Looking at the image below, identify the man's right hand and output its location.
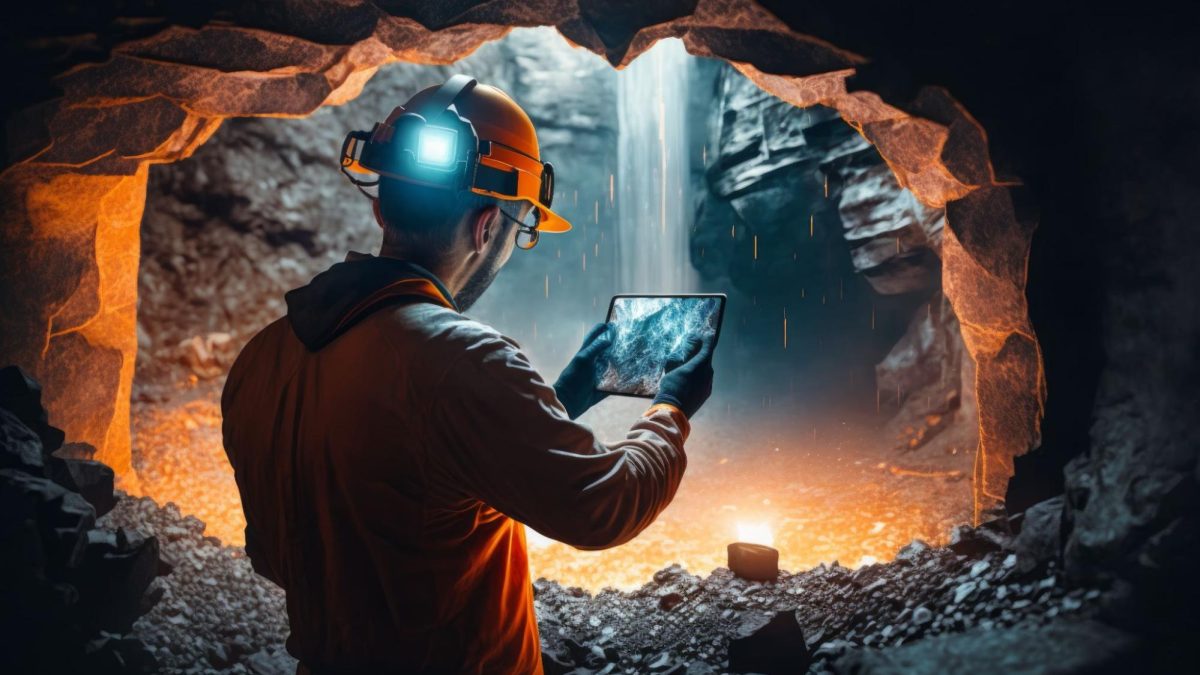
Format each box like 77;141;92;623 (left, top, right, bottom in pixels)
652;334;715;418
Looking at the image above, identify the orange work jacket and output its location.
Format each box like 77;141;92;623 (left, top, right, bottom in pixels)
221;252;689;674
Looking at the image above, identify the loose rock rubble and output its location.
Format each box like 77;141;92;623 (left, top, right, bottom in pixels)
0;367;163;674
533;531;1109;674
101;494;295;675
103;475;1114;674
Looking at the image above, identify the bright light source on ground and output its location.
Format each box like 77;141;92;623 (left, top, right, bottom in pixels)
736;521;774;547
417;126;456;166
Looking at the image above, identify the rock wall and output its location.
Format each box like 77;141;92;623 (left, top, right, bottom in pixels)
1056;42;1200;632
0;366;164;673
691;62;977;479
136;27;618;387
0;0;1040;523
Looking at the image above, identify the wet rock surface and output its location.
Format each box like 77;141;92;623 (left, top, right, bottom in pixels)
689;59;974;475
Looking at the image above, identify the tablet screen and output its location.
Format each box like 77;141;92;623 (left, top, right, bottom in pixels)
596;294;725;398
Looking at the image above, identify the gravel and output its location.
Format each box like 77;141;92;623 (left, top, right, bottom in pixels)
102;492;1110;675
101;494;295;675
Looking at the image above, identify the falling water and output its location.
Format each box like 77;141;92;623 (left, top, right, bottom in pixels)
616;38;694;293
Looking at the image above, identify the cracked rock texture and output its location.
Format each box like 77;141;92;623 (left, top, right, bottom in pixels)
0;367;162;674
2;1;1198;672
690;60;974;475
2;0;1041;512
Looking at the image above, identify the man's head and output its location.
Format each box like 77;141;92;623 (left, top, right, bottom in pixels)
342;79;568;311
373;177;531;311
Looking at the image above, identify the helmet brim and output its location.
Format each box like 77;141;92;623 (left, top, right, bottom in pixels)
534;203;572;233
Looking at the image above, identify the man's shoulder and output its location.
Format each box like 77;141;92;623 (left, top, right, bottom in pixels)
370;303;517;358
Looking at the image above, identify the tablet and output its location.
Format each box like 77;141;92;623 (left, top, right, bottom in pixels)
596;294;726;398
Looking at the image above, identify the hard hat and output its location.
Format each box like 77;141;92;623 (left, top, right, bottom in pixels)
339;75;571;234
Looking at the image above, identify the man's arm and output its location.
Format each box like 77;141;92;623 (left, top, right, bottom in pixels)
426;331;689;550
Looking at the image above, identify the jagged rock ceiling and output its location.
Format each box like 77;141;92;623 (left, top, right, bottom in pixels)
0;0;1040;516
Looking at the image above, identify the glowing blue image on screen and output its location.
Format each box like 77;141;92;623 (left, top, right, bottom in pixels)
597;296;720;396
417;126;456;166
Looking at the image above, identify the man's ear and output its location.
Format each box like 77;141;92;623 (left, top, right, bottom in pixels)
470;205;501;254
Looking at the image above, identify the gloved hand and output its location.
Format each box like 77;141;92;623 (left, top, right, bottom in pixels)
553;322;613;419
652;334;715;418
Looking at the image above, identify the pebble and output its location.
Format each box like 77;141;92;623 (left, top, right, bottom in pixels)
104;494;1108;674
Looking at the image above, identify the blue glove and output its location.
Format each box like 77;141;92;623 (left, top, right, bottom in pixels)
553;322;613;419
653;333;715;418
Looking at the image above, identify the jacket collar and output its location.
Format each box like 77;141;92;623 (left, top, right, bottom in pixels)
285;251;458;351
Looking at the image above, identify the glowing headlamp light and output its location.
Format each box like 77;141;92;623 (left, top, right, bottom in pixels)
416;126;457;167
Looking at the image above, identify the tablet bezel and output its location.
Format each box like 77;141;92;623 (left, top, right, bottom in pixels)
596;293;727;399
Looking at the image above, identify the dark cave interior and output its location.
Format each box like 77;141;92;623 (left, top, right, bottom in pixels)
1;2;1197;674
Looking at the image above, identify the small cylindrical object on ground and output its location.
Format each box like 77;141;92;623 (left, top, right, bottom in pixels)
728;542;779;581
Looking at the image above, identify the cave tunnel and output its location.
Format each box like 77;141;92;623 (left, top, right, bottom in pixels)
129;27;1021;591
2;2;1196;674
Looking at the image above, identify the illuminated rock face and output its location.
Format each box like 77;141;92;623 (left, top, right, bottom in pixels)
0;168;149;481
0;0;1040;516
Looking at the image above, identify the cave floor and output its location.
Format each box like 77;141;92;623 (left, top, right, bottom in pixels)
102;491;1108;675
130;376;975;592
117;376;1116;675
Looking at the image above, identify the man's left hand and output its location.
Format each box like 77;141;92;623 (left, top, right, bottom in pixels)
554;322;612;419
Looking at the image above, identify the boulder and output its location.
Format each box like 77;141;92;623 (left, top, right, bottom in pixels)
1013;496;1064;574
0;407;45;474
48;458;118;518
0;366;65;453
68;528;161;633
0;371;158;673
727;610;811;674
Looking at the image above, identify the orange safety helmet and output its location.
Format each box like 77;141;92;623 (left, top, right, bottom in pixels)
339;75;571;234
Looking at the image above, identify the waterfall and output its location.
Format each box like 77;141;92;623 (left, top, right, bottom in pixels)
616;38;695;293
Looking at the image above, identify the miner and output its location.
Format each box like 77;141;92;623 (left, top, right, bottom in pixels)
221;76;715;674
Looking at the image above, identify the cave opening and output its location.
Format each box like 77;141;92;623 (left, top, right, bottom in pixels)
128;27;1017;591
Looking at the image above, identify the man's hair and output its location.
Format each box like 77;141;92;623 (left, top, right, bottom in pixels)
377;177;523;259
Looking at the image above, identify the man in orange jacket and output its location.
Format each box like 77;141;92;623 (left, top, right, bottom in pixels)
221;77;716;674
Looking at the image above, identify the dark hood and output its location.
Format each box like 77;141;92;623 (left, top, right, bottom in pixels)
285;251;458;351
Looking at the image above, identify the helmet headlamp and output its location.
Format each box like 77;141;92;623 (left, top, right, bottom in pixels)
339;74;572;233
416;126;457;168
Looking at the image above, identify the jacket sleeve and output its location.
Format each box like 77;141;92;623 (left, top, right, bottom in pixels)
426;330;689;550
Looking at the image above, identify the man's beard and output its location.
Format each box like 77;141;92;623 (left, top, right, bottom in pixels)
453;238;506;312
